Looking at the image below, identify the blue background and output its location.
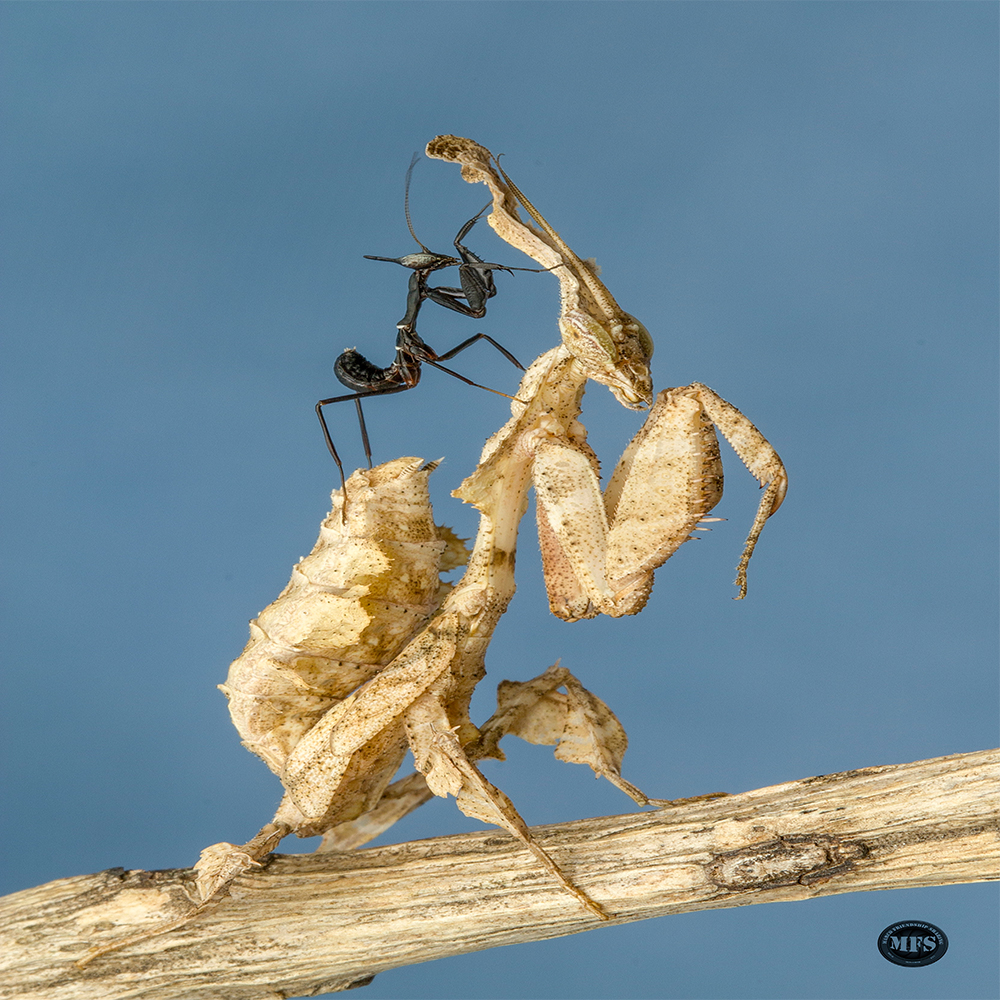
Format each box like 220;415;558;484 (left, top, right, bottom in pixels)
2;3;997;998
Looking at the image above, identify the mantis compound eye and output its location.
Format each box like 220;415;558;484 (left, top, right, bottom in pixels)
624;313;654;361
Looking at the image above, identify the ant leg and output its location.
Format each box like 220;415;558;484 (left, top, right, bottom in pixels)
453;203;490;246
422;264;552;319
396;271;426;331
450;214;496;316
433;332;525;371
419;358;519;401
315;397;351;496
457;263;497;314
420;284;489;319
355;398;374;469
316;384;411;496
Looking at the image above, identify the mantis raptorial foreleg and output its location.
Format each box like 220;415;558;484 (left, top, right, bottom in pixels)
425;137;786;618
534;383;787;621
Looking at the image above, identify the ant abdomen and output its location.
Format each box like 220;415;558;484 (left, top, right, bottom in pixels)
334;348;390;391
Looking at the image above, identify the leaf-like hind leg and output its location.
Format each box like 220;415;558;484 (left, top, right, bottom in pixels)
404;686;611;920
474;664;732;813
427;722;610;920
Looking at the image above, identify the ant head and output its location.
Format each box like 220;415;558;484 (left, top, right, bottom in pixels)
363;251;461;272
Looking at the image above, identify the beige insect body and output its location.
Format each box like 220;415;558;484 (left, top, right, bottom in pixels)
220;457;455;782
76;457;470;964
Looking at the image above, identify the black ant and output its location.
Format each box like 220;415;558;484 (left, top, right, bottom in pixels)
316;158;544;497
315;269;526;498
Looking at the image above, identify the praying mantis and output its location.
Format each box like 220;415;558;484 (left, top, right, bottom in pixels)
77;454;639;965
74;137;787;964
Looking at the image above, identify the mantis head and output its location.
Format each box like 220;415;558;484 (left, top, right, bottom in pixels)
426;135;654;410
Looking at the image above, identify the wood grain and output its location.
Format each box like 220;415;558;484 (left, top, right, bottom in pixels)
2;748;996;1000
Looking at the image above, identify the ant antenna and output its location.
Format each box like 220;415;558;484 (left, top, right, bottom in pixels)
404;153;431;254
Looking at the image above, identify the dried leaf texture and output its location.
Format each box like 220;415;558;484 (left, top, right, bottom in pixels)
281;609;465;834
219;458;460;778
477;664;649;805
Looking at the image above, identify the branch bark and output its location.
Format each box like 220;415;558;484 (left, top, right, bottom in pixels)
3;748;996;1000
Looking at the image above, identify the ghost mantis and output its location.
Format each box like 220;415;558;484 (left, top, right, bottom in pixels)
426;136;787;620
75;138;788;965
76;456;641;965
250;138;787;917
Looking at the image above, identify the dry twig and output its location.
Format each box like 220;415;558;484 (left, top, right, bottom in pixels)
1;749;995;1000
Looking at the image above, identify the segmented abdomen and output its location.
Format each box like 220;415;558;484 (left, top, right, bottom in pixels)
219;458;465;776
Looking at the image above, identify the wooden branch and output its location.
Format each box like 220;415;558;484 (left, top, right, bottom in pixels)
2;748;996;1000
